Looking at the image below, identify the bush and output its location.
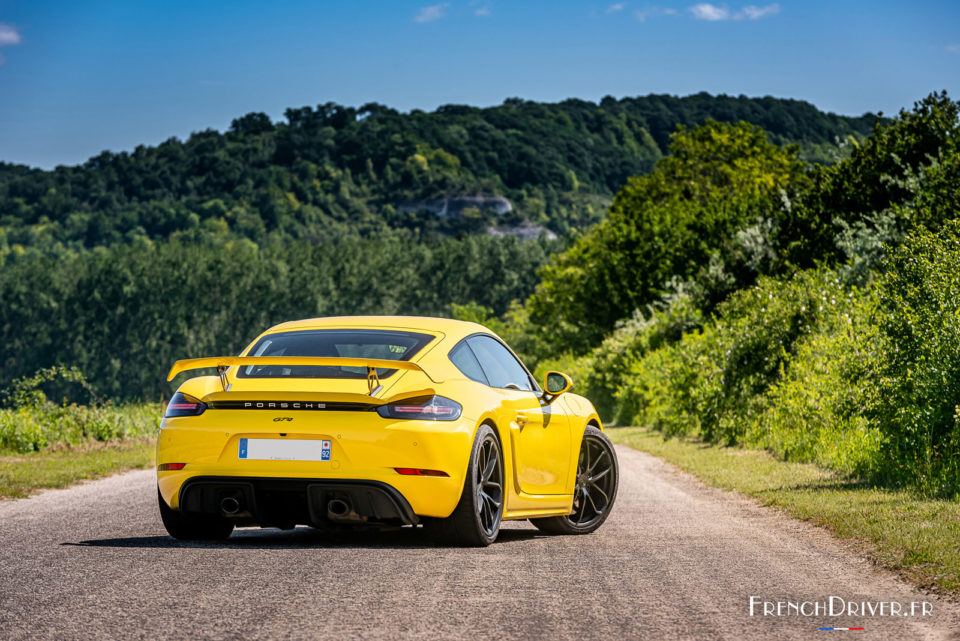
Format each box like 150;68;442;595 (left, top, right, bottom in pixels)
1;365;98;409
529;293;704;424
616;270;840;442
871;221;960;495
607;222;960;496
617;324;718;436
0;403;159;453
745;285;884;477
0;409;49;452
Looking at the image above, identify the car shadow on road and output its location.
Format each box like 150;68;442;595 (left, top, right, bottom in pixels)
61;526;545;550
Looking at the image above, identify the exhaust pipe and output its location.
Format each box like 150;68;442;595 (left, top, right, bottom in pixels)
327;498;351;518
220;496;240;515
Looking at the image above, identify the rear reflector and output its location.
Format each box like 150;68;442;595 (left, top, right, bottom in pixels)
158;463;187;471
394;468;449;477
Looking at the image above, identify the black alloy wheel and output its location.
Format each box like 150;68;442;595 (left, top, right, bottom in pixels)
569;431;615;528
475;434;504;536
424;424;504;546
530;425;618;535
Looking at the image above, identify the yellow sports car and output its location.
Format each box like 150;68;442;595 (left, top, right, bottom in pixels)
157;316;618;546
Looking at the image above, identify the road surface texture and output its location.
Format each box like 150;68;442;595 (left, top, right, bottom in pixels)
1;445;958;640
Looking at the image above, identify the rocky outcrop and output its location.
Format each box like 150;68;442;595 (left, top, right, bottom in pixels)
396;196;513;218
486;220;557;241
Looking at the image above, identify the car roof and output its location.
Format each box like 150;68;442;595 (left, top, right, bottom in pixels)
262;315;490;341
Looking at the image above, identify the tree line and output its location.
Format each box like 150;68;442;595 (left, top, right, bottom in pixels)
0;234;558;400
0;93;878;257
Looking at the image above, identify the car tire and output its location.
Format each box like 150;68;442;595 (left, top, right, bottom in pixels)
158;489;234;541
425;424;504;547
530;425;618;535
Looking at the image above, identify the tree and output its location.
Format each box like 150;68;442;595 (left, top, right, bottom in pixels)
527;120;806;353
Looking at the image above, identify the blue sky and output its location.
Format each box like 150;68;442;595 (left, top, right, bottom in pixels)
0;0;957;169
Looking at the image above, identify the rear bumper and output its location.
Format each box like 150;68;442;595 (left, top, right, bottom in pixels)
156;412;475;517
176;476;418;527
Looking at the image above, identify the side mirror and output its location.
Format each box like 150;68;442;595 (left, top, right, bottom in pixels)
542;371;573;403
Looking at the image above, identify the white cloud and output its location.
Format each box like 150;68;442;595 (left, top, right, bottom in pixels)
607;3;626;13
415;3;450;23
689;3;779;21
690;3;729;20
0;22;20;64
635;6;677;21
742;4;780;19
469;0;491;16
0;22;21;47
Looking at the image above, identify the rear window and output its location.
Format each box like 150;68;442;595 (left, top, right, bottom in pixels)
237;329;434;379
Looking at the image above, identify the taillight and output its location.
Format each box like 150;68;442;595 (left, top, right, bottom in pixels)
376;395;462;421
164;392;206;417
158;463;187;471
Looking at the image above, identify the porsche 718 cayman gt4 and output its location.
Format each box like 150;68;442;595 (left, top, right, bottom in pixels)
157;316;618;546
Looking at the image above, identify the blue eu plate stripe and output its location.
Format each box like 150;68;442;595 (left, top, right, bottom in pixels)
239;438;248;459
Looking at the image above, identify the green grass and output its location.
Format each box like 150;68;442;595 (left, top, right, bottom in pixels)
0;401;159;499
0;438;155;499
609;426;960;594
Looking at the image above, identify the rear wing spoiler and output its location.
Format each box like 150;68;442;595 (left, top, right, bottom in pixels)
166;356;442;396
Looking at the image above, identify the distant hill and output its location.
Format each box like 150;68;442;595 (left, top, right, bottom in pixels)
0;93;880;253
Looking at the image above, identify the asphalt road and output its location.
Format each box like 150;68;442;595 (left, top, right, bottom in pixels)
1;445;958;640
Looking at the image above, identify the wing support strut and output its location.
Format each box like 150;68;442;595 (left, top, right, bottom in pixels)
366;367;382;396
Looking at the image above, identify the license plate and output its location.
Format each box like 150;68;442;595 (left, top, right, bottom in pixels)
238;438;331;461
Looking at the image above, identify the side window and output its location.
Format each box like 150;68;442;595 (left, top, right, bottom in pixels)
449;341;488;384
467;335;533;391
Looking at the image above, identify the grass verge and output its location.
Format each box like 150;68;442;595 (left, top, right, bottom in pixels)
0;438;155;499
608;426;960;594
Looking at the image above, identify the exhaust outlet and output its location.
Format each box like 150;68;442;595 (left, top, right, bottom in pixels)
327;498;351;518
220;496;241;515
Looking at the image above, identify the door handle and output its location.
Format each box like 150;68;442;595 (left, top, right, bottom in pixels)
515;412;536;427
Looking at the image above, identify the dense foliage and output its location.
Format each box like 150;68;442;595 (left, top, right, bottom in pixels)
872;223;960;494
0;234;558;400
528;120;807;351
530;92;960;496
782;92;960;269
0;93;876;255
527;93;956;357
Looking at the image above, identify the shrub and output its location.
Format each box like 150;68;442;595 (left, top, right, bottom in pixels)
617;270;841;443
1;365;98;409
745;285;884;477
0;403;159;453
871;221;960;495
618;324;719;436
0;409;49;452
531;293;704;424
